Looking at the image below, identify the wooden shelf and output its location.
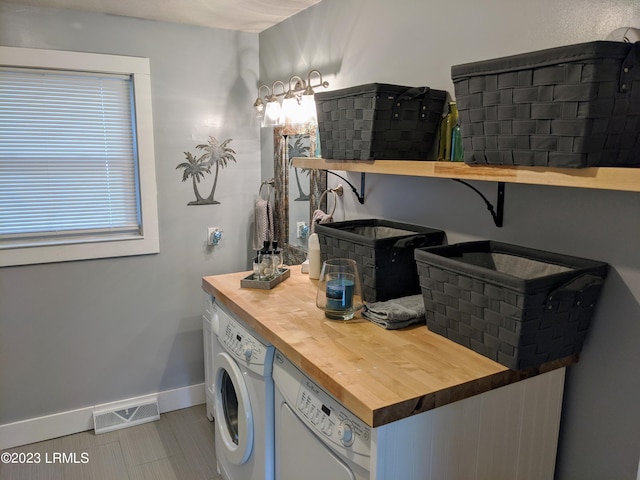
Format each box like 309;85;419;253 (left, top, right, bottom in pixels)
292;157;640;193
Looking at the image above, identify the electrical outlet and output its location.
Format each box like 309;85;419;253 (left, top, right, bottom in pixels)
207;227;220;246
297;222;308;239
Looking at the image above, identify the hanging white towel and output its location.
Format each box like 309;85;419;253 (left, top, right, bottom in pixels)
310;208;333;234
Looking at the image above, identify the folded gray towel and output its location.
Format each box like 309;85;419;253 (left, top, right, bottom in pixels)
366;316;423;330
362;294;425;330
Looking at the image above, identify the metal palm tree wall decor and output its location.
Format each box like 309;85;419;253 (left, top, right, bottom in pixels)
287;134;311;201
176;136;236;205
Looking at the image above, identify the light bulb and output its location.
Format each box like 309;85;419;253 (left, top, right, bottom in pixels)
263;99;281;127
281;95;300;125
299;94;317;125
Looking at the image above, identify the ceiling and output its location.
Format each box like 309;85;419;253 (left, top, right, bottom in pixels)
5;0;323;32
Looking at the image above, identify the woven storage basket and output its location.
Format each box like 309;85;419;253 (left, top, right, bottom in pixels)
315;84;447;160
316;219;446;302
415;241;608;370
451;41;640;168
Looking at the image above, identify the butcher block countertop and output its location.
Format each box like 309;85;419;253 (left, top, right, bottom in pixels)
202;266;576;428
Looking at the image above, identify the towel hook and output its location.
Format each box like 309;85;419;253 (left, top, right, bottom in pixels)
259;179;274;200
318;184;343;216
324;171;365;204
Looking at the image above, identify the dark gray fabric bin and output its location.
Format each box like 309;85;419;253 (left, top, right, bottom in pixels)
315;84;447;160
316;219;446;302
415;241;608;370
451;41;640;168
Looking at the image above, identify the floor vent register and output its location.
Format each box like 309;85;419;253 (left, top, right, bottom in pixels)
93;396;160;434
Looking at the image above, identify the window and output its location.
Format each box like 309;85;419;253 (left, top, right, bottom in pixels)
0;47;159;267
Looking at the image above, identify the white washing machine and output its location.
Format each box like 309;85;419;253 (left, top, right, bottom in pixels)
273;350;371;480
212;300;275;480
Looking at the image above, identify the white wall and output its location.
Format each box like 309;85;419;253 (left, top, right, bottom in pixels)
0;3;261;424
259;1;640;479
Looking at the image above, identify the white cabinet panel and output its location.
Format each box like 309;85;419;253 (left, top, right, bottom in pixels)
371;368;565;480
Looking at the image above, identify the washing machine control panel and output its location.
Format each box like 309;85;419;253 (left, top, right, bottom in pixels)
296;378;371;456
215;303;271;368
221;321;266;363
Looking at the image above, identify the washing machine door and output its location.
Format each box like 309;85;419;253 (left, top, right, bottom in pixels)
214;351;254;465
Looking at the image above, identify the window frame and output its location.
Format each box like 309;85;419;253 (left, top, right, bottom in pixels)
0;46;159;267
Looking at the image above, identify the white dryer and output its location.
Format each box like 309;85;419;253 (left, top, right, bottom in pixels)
203;294;216;421
273;350;371;480
212;300;275;480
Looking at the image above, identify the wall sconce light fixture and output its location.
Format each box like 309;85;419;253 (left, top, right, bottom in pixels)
253;70;329;128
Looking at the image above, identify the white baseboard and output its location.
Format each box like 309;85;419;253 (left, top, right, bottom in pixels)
0;383;205;450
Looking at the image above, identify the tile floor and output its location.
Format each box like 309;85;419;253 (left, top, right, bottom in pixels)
0;405;222;480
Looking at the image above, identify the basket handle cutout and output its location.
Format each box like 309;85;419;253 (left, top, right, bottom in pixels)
546;273;604;312
391;86;431;122
619;41;640;93
392;234;430;250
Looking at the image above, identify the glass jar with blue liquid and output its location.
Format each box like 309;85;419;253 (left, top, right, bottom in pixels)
316;258;364;320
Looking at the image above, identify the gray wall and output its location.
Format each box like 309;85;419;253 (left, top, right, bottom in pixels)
260;1;640;479
1;0;639;478
0;3;260;422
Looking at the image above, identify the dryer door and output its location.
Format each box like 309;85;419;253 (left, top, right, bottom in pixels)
277;403;356;480
214;351;254;465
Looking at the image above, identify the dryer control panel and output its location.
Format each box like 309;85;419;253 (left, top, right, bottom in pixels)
273;351;371;464
296;380;371;456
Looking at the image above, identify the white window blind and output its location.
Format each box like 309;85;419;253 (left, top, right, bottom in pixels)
0;67;142;248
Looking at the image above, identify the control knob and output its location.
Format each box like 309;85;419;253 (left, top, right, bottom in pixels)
242;344;253;361
337;420;354;447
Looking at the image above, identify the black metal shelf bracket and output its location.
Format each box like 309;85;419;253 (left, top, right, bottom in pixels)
324;170;366;204
452;179;505;227
319;168;504;224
